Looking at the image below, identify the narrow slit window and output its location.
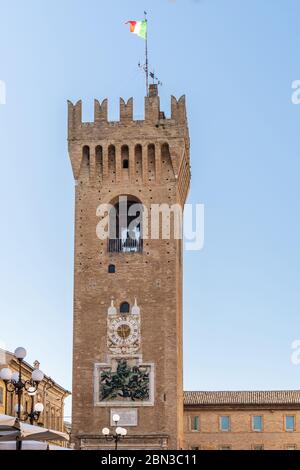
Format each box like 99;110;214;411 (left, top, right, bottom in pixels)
286;416;295;432
252;416;263;432
120;302;130;314
108;264;115;273
220;416;230;432
191;416;199;431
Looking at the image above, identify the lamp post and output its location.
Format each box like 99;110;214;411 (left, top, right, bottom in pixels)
0;347;44;450
102;414;128;450
24;387;44;425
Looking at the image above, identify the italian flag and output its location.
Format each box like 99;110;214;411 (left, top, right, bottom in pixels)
126;20;147;40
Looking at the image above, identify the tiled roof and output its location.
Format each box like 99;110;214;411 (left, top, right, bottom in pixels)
184;390;300;406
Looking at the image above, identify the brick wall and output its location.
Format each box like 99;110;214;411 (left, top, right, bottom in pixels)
184;407;300;450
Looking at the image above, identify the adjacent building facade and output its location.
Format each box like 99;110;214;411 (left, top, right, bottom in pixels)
0;348;70;433
184;391;300;450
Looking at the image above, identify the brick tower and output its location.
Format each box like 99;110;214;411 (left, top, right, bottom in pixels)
68;85;190;449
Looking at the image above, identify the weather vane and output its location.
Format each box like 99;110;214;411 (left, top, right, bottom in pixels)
149;70;163;87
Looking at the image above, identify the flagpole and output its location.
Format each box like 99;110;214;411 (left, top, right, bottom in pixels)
144;11;149;96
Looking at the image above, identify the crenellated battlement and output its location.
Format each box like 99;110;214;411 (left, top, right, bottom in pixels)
67;85;190;205
68;85;188;142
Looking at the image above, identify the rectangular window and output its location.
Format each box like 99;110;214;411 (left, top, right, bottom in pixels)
191;415;199;431
286;445;296;450
252;415;263;432
285;416;295;432
219;445;231;450
0;387;3;405
220;416;230;432
252;444;264;450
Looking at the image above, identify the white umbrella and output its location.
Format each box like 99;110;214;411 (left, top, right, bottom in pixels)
0;414;18;429
0;414;69;446
48;444;71;450
0;440;48;450
19;421;69;441
0;430;19;441
0;440;71;450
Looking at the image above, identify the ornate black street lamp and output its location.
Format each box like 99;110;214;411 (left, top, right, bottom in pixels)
102;414;128;450
0;347;44;450
24;387;44;425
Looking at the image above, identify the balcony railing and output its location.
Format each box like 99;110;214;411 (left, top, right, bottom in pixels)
108;238;143;253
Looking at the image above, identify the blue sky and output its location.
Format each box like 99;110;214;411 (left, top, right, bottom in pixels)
1;0;300;420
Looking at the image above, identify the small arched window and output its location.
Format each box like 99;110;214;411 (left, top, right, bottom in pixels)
108;264;115;273
120;302;130;314
82;145;90;164
121;145;129;170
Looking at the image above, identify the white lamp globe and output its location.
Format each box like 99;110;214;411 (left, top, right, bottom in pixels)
31;369;44;383
121;428;127;436
112;414;120;423
116;427;123;435
0;368;12;381
14;347;27;360
102;427;110;436
27;386;36;396
14;404;23;413
11;372;19;383
34;402;44;413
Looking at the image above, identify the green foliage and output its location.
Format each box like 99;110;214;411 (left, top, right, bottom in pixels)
100;360;150;401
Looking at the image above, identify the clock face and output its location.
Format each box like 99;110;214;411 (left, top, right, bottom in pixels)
109;317;139;346
117;323;131;339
